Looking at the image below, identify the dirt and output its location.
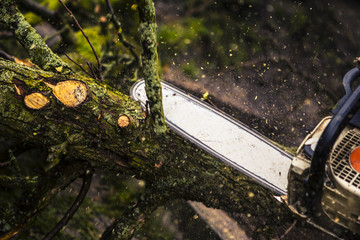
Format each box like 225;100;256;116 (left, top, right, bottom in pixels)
156;0;360;147
152;0;360;239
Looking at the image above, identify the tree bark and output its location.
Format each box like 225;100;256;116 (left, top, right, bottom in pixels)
0;58;293;239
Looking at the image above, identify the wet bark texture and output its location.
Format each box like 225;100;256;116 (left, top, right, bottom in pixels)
0;58;293;239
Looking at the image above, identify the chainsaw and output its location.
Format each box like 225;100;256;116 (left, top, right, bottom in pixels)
130;67;360;239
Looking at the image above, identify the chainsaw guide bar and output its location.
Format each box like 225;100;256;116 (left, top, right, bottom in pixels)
130;80;292;195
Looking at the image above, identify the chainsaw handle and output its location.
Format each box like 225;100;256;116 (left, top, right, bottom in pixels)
333;67;360;114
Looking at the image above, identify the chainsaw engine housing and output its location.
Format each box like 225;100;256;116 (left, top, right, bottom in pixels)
287;67;360;238
288;116;360;238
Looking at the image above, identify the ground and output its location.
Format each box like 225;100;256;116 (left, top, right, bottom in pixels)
152;0;360;239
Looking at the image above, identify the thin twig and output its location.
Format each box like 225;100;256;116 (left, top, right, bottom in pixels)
0;50;15;62
279;220;297;239
87;62;97;79
64;52;93;78
0;161;12;168
205;98;219;110
105;0;115;16
42;169;94;240
58;0;103;81
0;31;13;39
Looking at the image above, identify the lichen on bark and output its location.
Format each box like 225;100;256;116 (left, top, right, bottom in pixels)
0;0;71;73
137;0;167;135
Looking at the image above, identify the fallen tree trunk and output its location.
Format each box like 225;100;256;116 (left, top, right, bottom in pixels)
0;58;293;239
0;0;294;239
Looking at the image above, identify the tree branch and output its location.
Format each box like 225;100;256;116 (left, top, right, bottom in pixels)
42;168;94;240
0;0;71;73
137;0;167;134
0;175;37;187
100;185;165;240
18;0;58;24
2;159;86;238
0;50;15;62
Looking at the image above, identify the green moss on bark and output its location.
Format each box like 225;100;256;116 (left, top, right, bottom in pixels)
0;0;71;73
0;45;293;240
0;60;147;181
138;0;167;134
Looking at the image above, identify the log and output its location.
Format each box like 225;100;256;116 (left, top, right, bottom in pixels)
0;58;292;239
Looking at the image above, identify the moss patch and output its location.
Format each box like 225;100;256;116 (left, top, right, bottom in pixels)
75;26;106;62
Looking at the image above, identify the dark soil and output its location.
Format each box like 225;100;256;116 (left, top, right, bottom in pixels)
156;0;360;147
153;0;360;239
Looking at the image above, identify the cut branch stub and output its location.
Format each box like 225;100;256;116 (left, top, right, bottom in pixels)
24;92;50;110
45;80;87;107
117;115;131;128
